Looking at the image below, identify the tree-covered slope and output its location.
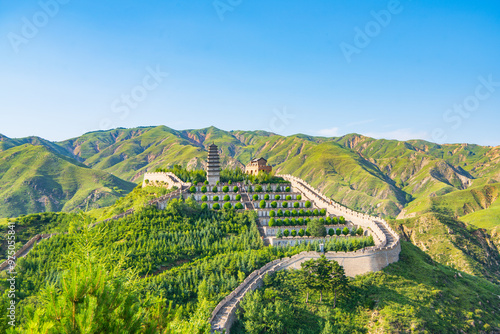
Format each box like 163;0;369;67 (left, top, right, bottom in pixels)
0;144;136;217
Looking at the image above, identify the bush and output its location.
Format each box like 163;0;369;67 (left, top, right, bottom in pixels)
286;195;292;200
248;186;253;192
328;228;335;236
283;229;290;237
255;185;263;192
305;228;311;236
339;216;346;224
274;195;281;200
298;228;304;237
223;202;232;210
235;202;244;210
284;218;290;226
235;194;242;201
313;209;319;216
294;202;300;209
213;196;219;201
223;195;230;201
201;186;207;193
212;186;218;193
336;228;342;236
286;186;291;192
253;194;259;201
276;229;283;238
305;201;312;208
332;217;339;224
299;209;305;216
222;186;229;193
291;209;297;217
228;180;232;185
350;228;357;236
201;195;208;201
342;227;349;236
297;194;302;200
291;230;297;237
268;218;275;227
298;218;304;225
266;185;272;192
284;210;290;217
201;203;208;210
282;202;288;208
259;200;266;209
204;180;209;185
320;209;326;216
357;227;364;236
271;201;278;209
291;218;297;225
233;186;239;193
307;219;326;237
326;217;332;224
269;210;276;217
264;194;270;200
213;203;220;210
276;219;283;226
306;210;312;216
277;209;283;217
189;186;196;193
319;218;325;224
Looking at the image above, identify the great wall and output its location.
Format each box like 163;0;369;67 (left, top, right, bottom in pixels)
1;170;400;334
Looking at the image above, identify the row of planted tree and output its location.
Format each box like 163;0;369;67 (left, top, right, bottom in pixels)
189;184;292;194
268;215;345;227
275;226;364;238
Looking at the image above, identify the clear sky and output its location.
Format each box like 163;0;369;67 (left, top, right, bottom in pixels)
1;0;499;145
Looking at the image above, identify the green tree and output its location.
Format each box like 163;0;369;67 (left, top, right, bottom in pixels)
259;200;266;209
342;227;349;236
189;186;196;193
201;195;208;201
271;201;278;209
235;202;244;210
236;194;242;201
308;219;326;237
253;194;259;201
212;186;218;193
223;195;230;201
213;195;219;201
336;228;342;236
291;230;297;237
264;194;270;200
201;186;207;193
297;195;302;200
305;201;312;208
283;229;290;237
298;228;305;237
213;203;220;210
222;186;229;193
269;210;276;217
328;228;335;236
294;202;300;209
282;202;288;208
275;195;281;200
268;218;275;227
233;186;239;193
277;209;283;217
286;195;292;200
357;227;364;236
224;202;232;210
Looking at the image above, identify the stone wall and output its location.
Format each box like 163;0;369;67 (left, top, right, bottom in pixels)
142;172;190;189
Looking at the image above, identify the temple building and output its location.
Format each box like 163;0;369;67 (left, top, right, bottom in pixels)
207;143;221;185
245;157;272;175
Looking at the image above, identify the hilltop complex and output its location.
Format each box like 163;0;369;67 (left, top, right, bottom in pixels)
141;143;401;333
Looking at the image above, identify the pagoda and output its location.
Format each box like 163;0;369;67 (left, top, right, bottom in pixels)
207;143;220;185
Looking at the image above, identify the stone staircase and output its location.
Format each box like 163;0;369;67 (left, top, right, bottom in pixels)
240;192;270;246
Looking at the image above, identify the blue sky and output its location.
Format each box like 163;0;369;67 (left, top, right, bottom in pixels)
1;0;499;145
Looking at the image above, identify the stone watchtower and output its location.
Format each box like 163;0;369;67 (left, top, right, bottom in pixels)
207;143;220;185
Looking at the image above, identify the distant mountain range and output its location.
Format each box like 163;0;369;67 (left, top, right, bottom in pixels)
1;126;499;228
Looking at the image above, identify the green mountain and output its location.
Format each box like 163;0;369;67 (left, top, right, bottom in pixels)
0;144;136;217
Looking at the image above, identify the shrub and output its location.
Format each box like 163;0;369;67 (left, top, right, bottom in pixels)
306;218;311;223
228;180;232;185
339;216;346;224
305;201;312;208
201;186;207;193
212;186;218;193
253;194;259;201
255;185;263;192
216;181;220;185
264;194;270;200
271;201;278;209
336;228;342;236
283;229;290;237
269;210;276;217
285;186;291;192
297;194;302;200
284;218;290;226
320;209;326;216
204;180;209;185
291;218;297;225
248;186;253;192
269;218;275;227
328;228;335;236
284;210;290;217
313;209;319;216
274;195;280;200
201;203;208;210
326;217;332;224
306;210;312;216
189;186;196;193
298;228;304;237
332;217;339;224
222;186;229;193
276;229;283;238
305;228;311;236
291;209;297;216
357;227;364;236
342;227;349;236
291;230;297;237
350;228;357;236
277;209;283;217
201;195;208;201
233;186;239;193
319;218;325;224
266;185;272;192
223;202;232;210
213;203;220;210
235;202;244;210
213;196;219;201
276;219;283;226
282;202;288;208
298;218;304;225
294;202;300;209
299;209;305;216
235;194;242;201
259;200;266;209
286;195;292;200
223;195;230;201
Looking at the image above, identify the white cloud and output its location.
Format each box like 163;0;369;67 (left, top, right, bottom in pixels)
317;127;340;137
364;128;431;141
